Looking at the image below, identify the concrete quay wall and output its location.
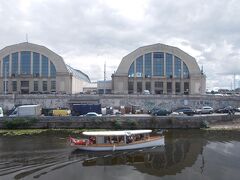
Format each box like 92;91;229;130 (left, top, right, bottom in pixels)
0;94;240;112
0;114;239;129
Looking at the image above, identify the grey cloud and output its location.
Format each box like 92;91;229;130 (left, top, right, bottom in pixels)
0;0;240;89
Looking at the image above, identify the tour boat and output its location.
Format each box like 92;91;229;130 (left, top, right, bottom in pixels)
69;129;164;151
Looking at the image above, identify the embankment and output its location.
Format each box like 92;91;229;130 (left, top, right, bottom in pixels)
0;114;239;129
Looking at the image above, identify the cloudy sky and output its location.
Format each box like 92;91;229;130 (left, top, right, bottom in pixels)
0;0;240;90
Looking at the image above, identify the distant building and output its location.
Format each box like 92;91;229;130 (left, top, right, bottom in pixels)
97;80;112;94
0;42;91;94
112;43;206;95
83;82;97;94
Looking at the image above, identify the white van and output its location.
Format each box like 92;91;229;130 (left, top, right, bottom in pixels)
9;105;41;117
0;107;3;117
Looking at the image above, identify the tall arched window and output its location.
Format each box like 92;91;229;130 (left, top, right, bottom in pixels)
153;52;164;76
183;62;189;78
33;52;40;77
20;51;31;75
166;53;173;78
174;56;181;78
145;53;152;77
128;62;134;77
50;62;56;77
3;55;9;77
12;52;18;77
41;55;49;77
136;56;143;77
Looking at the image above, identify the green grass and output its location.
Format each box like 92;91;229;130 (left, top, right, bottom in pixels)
0;128;107;136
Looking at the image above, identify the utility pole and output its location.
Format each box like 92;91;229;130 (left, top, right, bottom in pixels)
104;61;106;94
233;73;236;91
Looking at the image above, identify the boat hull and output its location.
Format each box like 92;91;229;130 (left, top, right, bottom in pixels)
71;137;164;151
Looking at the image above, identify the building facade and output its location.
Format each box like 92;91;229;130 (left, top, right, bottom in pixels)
0;42;91;94
112;43;206;95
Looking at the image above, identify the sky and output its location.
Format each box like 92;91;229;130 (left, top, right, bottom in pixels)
0;0;240;91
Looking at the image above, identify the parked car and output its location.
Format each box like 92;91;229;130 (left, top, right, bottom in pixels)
173;107;195;116
234;107;240;112
143;90;150;95
215;106;235;114
152;109;171;116
195;106;214;114
85;112;102;117
148;107;161;114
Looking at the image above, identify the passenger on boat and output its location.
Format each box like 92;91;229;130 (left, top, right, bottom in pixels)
89;136;96;144
126;135;133;144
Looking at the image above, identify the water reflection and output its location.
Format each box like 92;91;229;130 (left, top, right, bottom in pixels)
69;130;207;177
0;130;240;179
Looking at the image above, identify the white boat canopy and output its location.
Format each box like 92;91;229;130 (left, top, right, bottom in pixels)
82;130;152;136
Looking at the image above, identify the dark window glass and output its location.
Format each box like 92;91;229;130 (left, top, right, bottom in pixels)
51;80;56;90
166;53;173;78
155;81;163;94
145;82;151;91
183;62;189;79
12;81;17;91
184;82;189;94
136;56;143;77
144;53;152;77
3;55;9;77
34;81;38;91
20;51;31;75
12;53;18;77
33;52;40;77
175;82;181;93
50;62;56;77
128;62;134;77
42;55;49;77
153;52;164;76
167;82;172;94
21;81;29;87
128;81;134;94
137;82;142;93
174;57;181;78
42;81;48;91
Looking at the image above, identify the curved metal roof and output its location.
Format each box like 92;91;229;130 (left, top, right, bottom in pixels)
66;65;91;83
115;43;201;76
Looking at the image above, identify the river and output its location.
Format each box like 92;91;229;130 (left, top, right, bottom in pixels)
0;130;240;180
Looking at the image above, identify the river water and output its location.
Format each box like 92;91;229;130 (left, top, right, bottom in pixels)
0;130;240;180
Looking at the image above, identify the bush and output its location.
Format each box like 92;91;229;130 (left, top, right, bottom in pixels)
3;118;38;129
112;120;122;129
200;120;209;128
126;120;138;129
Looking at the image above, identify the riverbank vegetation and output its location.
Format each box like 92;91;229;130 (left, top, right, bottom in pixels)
0;129;104;136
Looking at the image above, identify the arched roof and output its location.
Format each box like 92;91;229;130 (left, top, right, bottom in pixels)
0;42;68;74
0;42;91;82
66;65;91;83
116;43;201;76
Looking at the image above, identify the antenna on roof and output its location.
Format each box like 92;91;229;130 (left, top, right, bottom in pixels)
26;33;29;43
201;65;203;74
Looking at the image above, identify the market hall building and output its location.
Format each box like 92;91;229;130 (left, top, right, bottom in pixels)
0;42;91;94
112;43;206;95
